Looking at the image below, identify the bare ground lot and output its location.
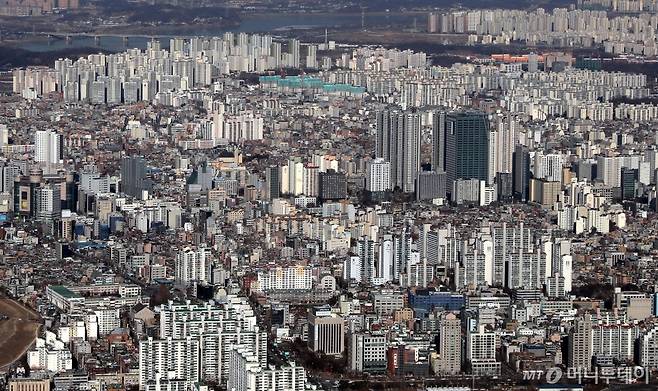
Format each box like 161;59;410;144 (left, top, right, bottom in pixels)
0;298;41;370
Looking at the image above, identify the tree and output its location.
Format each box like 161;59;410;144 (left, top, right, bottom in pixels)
150;284;171;306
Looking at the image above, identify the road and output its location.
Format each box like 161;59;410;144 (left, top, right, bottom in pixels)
0;297;41;371
34;32;170;39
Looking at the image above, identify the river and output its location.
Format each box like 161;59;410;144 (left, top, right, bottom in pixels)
15;12;421;52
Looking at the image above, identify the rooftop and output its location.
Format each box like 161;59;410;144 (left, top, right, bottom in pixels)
48;285;82;299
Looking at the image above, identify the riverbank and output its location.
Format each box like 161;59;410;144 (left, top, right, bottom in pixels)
0;297;41;371
0;45;113;70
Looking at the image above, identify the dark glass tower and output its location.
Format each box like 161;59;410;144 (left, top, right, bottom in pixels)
121;156;151;198
512;145;530;202
621;167;637;200
444;111;490;188
319;169;347;201
265;166;280;200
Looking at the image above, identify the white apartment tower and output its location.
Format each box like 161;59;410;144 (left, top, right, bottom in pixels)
175;245;209;286
228;346;306;391
366;158;391;193
639;326;658;368
139;337;201;390
35;130;63;165
568;314;593;370
376;109;421;193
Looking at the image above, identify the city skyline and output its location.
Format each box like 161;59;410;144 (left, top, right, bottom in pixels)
2;2;658;391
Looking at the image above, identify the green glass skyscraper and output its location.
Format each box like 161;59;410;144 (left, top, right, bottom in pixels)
443;111;490;188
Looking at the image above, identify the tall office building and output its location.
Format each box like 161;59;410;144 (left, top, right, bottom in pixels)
444;111;490;189
596;156;623;188
496;172;513;202
265;166;280;200
512;145;531;201
621;167;637;199
308;305;345;356
1;163;21;194
35;183;61;221
568;314;593;370
318;169;347;201
576;159;597;182
121;156;151;198
436;313;461;375
431;111;446;172
466;325;495;361
415;170;447;201
34;130;63;165
529;178;561;206
466;324;500;376
349;332;387;373
376;109;421;193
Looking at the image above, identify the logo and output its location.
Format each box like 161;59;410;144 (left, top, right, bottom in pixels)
522;366;649;384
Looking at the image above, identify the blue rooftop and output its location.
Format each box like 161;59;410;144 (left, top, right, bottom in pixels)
259;75;365;94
